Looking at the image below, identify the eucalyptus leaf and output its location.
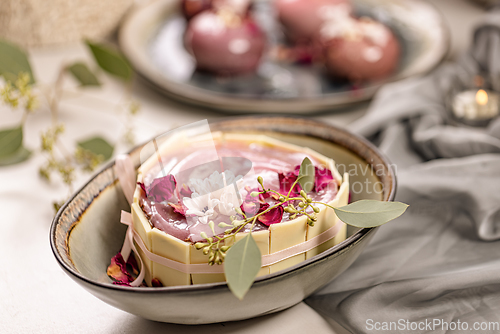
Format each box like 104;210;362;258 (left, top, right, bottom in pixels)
86;41;132;81
0;40;35;84
298;157;315;193
0;126;23;158
67;62;100;86
0;146;31;166
77;137;114;160
224;234;261;300
333;200;409;228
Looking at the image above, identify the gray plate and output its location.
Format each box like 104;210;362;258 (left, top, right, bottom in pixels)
119;0;449;113
50;117;396;324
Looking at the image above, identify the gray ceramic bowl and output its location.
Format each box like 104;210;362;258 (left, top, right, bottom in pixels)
50;117;396;324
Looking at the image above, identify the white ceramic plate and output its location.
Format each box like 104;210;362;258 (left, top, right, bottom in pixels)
119;0;450;113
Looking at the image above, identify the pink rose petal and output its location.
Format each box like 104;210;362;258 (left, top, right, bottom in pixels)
315;167;335;191
137;182;146;194
244;187;266;203
179;183;193;197
107;253;133;284
241;199;260;217
151;278;163;287
258;204;284;226
168;202;187;216
147;175;177;202
127;253;140;276
279;164;337;195
278;171;301;197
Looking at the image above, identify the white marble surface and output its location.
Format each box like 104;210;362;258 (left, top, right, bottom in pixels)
0;1;486;333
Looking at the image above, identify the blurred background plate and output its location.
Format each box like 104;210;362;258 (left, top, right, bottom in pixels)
119;0;450;113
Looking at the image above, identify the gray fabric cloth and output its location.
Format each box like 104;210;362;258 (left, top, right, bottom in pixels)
306;9;500;334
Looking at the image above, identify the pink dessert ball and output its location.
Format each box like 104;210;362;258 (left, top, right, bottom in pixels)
185;11;266;75
276;0;352;43
181;0;213;20
319;17;400;82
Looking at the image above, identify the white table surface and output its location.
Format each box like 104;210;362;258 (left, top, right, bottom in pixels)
0;1;486;333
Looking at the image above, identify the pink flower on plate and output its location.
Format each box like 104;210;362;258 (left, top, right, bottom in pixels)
147;175;177;202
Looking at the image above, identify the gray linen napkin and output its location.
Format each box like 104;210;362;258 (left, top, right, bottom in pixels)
306;9;500;334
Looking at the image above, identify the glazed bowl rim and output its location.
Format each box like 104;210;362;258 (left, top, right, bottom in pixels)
49;116;396;295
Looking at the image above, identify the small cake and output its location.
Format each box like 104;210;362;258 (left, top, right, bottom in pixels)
131;132;349;287
276;0;352;43
319;16;400;82
184;7;266;75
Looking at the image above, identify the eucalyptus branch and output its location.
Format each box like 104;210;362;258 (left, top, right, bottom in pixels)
0;39;139;214
195;175;324;265
194;155;409;270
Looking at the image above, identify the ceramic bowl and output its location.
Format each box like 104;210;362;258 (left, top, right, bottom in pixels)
50;117;396;324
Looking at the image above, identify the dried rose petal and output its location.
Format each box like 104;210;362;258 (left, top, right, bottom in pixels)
259;189;281;202
268;192;281;201
107;253;133;284
169;202;186;216
315;167;335;191
179;183;193;197
127;253;140;276
241;199;260;217
138;182;146;194
278;171;301;197
279;164;337;195
258;204;284;226
244;187;257;201
151;278;163;287
243;187;263;203
147;175;177;202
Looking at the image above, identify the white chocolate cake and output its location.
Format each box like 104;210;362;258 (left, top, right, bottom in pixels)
131;132;349;286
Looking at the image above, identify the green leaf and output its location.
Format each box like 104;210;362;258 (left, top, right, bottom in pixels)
0;39;35;84
85;41;132;81
0;126;23;158
333;200;409;228
77;136;114;160
298;157;315;193
224;234;261;300
67;62;100;86
0;146;31;166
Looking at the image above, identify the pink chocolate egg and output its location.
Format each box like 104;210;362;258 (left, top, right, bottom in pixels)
320;17;400;82
276;0;352;43
185;11;266;75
